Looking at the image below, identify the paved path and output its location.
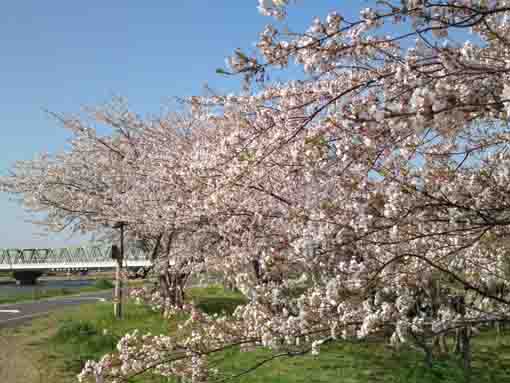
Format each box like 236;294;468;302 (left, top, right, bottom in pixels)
0;290;113;328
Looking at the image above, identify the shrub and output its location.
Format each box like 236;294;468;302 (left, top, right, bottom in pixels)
94;279;114;289
55;320;98;341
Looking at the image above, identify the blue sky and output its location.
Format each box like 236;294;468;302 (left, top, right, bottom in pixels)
0;1;353;248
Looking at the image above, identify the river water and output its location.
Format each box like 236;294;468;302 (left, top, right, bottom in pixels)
0;279;95;297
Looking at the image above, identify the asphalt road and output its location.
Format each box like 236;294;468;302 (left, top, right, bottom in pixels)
0;290;113;328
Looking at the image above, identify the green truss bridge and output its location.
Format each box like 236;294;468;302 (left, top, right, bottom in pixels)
0;246;151;284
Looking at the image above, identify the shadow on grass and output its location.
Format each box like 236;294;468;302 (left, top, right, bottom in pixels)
189;284;248;315
195;296;247;315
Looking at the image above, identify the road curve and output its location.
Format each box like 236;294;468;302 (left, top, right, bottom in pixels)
0;290;113;328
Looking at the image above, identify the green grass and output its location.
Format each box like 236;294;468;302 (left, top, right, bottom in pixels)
36;285;247;382
10;286;510;383
46;303;170;379
0;279;114;304
210;336;510;383
2;301;171;382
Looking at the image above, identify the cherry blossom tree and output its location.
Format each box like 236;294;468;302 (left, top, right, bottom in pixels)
0;101;217;308
108;1;510;380
4;1;510;382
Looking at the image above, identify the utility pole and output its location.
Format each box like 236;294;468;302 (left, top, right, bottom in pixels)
112;221;126;319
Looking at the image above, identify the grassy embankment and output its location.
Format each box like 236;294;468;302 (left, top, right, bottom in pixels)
0;279;114;305
2;285;510;383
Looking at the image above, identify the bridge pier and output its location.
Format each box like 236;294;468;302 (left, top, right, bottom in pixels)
13;271;43;285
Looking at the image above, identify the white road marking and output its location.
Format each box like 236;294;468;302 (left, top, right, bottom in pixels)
0;309;20;314
61;297;107;302
0;310;58;323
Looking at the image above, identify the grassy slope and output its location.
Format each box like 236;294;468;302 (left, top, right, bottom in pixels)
4;285;510;383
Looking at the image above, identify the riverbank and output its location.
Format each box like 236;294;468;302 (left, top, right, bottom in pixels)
2;286;509;383
0;270;115;283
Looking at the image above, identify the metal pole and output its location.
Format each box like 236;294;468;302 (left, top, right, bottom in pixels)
119;223;124;317
113;223;124;319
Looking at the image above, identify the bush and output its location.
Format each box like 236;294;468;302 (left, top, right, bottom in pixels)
55;320;98;341
94;279;114;289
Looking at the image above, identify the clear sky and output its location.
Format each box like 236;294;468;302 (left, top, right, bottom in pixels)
0;1;355;248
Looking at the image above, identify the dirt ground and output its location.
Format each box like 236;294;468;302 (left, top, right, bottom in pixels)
0;330;41;382
0;324;61;383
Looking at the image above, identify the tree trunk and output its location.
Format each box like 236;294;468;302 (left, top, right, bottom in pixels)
114;256;123;319
432;334;449;356
169;271;187;308
461;327;472;381
454;328;462;354
159;269;187;310
223;276;235;291
252;258;263;283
